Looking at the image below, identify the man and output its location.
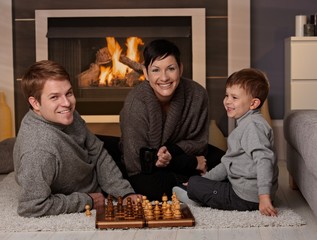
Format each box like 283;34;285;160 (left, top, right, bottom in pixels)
14;60;139;217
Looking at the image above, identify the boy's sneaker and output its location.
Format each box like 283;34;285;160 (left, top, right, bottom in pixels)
172;186;200;206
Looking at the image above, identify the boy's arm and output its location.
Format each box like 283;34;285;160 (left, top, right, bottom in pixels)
203;162;227;181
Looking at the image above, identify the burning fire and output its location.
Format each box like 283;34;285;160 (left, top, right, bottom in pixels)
99;37;145;87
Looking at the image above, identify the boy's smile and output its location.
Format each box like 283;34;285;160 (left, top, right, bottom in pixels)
223;85;256;119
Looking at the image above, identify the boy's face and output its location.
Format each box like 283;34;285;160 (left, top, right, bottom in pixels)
29;79;76;126
223;84;257;119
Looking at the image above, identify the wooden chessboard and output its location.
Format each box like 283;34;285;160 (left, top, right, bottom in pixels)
146;203;195;228
95;196;195;229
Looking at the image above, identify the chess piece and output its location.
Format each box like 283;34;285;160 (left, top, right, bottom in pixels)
105;204;115;220
143;200;150;215
105;197;115;220
172;192;177;201
162;193;168;202
125;197;135;220
163;204;173;219
173;202;182;219
107;195;113;204
162;194;168;214
85;204;92;217
116;196;125;219
145;202;154;220
142;196;147;208
136;201;143;218
153;200;161;219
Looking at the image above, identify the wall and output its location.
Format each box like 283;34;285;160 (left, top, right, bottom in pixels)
0;0;15;136
6;1;317;125
251;0;317;119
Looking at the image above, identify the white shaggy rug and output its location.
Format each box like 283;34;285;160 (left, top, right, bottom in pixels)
0;172;305;232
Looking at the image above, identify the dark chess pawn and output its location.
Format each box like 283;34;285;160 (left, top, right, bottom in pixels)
105;197;115;220
107;195;113;204
135;201;144;219
105;205;115;220
116;196;125;219
125;197;135;220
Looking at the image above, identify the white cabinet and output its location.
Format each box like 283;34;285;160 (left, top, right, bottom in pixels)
284;37;317;116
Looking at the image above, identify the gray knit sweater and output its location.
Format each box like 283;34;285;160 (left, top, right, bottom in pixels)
13;110;134;217
204;109;279;203
120;78;209;176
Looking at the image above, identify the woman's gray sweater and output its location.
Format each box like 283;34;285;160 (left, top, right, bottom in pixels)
120;78;209;176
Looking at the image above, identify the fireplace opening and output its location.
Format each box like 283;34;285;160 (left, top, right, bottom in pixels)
47;16;193;115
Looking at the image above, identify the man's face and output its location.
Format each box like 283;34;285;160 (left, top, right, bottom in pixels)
29;79;76;126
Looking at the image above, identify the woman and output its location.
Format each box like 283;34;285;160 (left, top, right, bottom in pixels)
119;39;225;200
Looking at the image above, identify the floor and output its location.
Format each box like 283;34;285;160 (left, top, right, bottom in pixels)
1;161;317;240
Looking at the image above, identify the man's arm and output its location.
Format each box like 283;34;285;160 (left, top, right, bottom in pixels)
16;151;92;217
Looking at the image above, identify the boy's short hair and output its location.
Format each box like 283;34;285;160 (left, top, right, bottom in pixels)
226;68;269;109
143;39;181;71
21;60;71;109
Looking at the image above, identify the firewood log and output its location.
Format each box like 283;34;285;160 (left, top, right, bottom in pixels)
119;55;143;74
78;63;100;87
96;47;111;65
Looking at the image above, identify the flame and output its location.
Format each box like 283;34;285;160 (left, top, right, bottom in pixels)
98;37;144;86
126;37;144;73
99;65;112;86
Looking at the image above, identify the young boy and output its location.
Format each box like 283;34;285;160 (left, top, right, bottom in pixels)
174;68;279;216
14;60;140;217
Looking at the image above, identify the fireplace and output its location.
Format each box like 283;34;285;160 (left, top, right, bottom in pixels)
35;9;206;122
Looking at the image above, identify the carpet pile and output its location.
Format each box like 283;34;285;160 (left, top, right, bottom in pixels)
0;172;305;232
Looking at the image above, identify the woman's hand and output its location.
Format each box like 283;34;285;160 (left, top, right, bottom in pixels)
88;192;105;209
259;194;278;216
156;146;172;167
196;156;207;174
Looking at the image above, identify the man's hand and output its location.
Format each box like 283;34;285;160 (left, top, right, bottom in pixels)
156;146;172;167
123;194;143;205
259;194;278;216
88;192;105;209
196;156;207;174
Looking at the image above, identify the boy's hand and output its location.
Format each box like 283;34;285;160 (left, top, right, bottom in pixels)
259;194;278;216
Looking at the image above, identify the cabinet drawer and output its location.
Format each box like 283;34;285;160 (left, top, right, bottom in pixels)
291;80;317;109
291;41;317;79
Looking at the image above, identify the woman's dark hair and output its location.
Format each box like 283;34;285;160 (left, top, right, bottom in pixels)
143;39;181;71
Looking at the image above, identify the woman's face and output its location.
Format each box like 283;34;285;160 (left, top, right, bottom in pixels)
143;55;183;103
